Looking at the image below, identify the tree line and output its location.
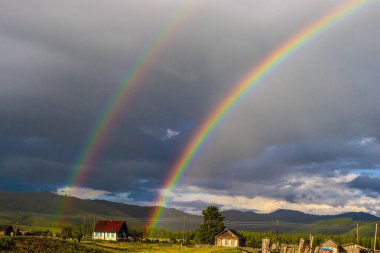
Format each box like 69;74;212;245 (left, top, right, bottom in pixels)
60;206;379;249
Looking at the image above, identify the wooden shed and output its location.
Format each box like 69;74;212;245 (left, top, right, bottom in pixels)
0;225;14;236
215;228;246;248
341;243;370;253
316;239;340;253
93;220;128;241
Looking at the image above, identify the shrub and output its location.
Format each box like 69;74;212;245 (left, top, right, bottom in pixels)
0;237;16;250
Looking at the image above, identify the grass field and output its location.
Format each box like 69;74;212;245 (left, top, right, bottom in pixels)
83;240;243;253
0;237;244;253
18;224;62;234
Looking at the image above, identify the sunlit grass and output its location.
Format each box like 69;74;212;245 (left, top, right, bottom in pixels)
84;240;242;253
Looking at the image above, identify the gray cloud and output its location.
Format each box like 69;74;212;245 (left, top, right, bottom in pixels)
0;0;379;215
348;175;380;196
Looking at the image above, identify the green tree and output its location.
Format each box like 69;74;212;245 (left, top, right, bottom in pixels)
195;206;225;244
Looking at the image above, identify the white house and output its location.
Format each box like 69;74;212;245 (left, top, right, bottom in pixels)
93;220;128;241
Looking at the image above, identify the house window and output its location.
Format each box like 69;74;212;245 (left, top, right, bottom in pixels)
231;240;235;246
224;239;228;246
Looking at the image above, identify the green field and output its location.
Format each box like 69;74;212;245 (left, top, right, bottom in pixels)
85;240;243;253
0;237;243;253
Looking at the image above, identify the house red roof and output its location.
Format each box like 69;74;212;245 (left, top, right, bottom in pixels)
94;220;126;232
0;225;13;232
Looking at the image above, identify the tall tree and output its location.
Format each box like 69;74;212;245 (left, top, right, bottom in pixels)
195;206;225;244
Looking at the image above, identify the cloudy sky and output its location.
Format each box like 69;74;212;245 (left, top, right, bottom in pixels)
1;0;380;216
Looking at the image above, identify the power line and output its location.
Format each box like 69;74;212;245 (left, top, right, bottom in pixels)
1;211;362;231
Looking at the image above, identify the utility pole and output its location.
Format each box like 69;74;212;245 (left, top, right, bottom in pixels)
93;215;96;237
276;220;279;243
374;223;378;251
182;216;187;245
15;210;20;236
83;216;86;237
356;223;359;245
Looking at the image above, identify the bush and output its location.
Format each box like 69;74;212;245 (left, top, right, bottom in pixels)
0;237;16;250
0;236;110;253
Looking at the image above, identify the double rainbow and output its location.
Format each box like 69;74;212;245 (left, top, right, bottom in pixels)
148;0;369;230
57;1;195;215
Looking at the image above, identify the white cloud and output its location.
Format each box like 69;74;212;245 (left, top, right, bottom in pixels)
162;172;380;216
55;187;157;206
358;137;377;146
140;126;180;141
56;186;110;199
167;187;374;215
96;191;157;207
162;128;180;141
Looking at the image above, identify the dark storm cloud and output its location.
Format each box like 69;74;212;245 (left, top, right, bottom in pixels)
182;138;380;209
184;0;380;204
0;0;379;214
348;175;380;195
189;138;380;184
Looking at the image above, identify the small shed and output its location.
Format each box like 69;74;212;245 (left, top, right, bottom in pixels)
341;243;370;253
0;225;14;236
215;228;246;248
93;220;128;241
317;239;340;253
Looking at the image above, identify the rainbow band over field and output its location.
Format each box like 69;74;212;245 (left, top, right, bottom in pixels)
58;1;194;214
148;0;369;230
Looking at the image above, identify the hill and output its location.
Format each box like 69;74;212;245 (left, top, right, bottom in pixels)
0;191;378;233
0;191;197;231
223;209;379;224
222;209;379;234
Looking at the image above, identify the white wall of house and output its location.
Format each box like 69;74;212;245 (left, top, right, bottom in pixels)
221;238;238;247
93;232;117;241
93;232;104;240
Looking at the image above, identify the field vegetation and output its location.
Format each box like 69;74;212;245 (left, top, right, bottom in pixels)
0;236;242;253
84;240;243;252
0;236;108;253
1;205;378;252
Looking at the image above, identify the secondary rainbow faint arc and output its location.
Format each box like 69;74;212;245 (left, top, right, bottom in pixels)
148;0;369;230
70;1;196;187
58;1;195;214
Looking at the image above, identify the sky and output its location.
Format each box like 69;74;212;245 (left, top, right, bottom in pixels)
1;0;380;216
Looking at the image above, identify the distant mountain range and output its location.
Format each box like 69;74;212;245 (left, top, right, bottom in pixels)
223;208;379;223
0;191;378;233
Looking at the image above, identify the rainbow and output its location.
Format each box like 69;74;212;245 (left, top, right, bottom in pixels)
57;1;195;215
148;0;369;231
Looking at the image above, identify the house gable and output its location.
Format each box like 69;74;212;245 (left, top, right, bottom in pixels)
215;228;244;239
321;239;338;248
0;225;13;232
216;229;238;239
